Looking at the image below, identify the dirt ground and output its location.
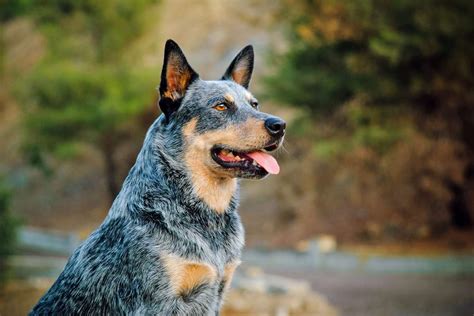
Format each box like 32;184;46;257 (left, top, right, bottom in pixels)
267;267;474;316
0;278;337;316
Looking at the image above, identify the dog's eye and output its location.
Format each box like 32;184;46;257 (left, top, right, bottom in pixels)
214;103;227;111
251;101;259;108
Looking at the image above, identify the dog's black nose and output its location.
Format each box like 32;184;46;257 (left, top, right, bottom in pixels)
264;117;286;136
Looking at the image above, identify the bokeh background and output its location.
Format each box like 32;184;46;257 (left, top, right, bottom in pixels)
1;0;473;315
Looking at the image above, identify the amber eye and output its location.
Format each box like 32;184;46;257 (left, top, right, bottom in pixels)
214;103;227;111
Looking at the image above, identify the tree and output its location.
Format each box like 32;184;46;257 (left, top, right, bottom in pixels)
0;179;19;285
268;0;474;114
21;64;155;199
11;0;159;201
267;0;474;229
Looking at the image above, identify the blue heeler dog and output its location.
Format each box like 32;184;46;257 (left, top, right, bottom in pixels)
30;39;286;315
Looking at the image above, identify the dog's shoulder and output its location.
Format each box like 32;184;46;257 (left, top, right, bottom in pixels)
30;217;161;314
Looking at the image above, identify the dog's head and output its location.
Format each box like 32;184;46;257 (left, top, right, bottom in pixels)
157;40;285;180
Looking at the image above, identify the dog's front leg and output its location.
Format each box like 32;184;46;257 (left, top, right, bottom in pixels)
214;260;240;315
160;254;220;315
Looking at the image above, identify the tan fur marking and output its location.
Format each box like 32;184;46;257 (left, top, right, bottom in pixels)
164;58;193;100
162;254;217;295
224;93;235;104
245;91;253;101
163;90;180;100
222;261;240;291
231;64;250;86
183;117;269;213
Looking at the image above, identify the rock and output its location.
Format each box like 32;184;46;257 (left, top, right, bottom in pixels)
222;268;338;316
316;235;337;253
221;289;338;316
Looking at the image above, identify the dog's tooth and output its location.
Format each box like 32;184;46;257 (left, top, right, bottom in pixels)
228;152;234;158
222;149;230;155
252;160;257;166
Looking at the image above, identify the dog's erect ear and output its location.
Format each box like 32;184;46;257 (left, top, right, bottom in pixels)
159;39;199;120
221;45;254;89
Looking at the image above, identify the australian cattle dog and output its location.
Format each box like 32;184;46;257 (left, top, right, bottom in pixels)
31;39;286;315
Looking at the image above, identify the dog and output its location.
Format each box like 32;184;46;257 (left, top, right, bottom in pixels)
30;39;286;315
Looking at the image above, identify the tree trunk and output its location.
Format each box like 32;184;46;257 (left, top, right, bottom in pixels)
101;135;120;203
450;105;474;229
449;177;472;229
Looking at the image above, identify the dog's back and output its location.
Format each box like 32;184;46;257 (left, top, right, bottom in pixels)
31;40;285;315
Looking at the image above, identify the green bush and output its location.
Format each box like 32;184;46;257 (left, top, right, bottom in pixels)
267;0;474;115
0;179;19;285
10;0;160;199
19;63;155;153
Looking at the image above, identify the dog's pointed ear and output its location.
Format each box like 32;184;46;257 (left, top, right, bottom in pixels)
221;45;254;89
159;39;199;121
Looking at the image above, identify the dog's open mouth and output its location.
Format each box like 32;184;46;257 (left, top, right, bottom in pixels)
211;144;280;175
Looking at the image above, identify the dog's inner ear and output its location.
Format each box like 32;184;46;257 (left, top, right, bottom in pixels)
159;40;198;120
221;45;254;89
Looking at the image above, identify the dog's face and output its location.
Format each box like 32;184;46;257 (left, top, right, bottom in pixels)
158;40;285;180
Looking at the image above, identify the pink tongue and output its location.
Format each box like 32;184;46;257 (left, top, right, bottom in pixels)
246;151;280;174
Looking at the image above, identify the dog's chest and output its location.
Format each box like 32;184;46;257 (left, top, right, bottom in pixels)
157;212;244;299
160;254;240;299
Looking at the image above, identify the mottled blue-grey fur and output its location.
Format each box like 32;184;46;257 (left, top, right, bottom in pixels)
30;40;285;315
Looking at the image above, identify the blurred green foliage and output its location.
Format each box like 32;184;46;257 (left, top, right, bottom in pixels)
266;40;368;115
266;0;474;232
312;104;409;159
19;64;155;159
268;0;474;114
268;0;474;155
9;0;159;198
0;179;19;285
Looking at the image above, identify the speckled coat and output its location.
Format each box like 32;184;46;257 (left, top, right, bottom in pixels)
30;40;284;316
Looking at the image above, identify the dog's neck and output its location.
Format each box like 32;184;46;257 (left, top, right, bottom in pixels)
107;118;239;220
185;164;238;214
